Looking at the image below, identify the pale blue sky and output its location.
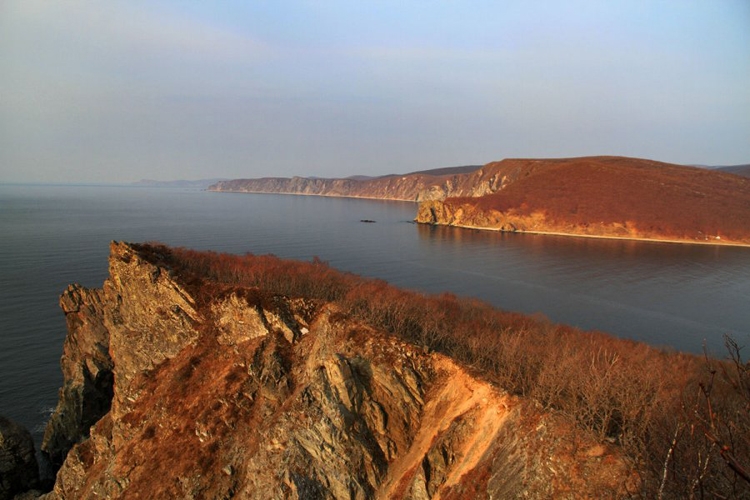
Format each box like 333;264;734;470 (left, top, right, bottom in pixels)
1;1;748;183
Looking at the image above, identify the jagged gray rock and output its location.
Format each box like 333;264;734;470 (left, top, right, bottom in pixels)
41;284;113;471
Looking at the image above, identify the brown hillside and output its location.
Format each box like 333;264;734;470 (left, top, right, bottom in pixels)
419;156;750;245
42;242;750;498
44;242;642;498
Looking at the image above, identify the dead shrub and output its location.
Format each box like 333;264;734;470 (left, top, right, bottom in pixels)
131;242;749;497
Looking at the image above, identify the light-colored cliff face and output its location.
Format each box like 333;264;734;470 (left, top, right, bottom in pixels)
415;199;584;237
415;200;529;233
208;165;514;202
43;242;632;499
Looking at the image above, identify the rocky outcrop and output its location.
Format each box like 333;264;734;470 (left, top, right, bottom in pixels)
42;285;113;471
416;157;750;246
42;242;633;498
0;415;39;500
42;242;202;472
416;199;546;234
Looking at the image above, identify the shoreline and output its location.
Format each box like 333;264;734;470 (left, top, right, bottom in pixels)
207;188;418;203
421;221;750;248
209;189;750;248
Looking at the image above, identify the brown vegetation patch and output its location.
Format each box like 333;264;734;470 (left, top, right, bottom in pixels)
445;156;750;243
102;326;289;499
121;242;750;497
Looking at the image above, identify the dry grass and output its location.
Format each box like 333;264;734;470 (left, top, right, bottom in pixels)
132;242;750;498
447;157;750;242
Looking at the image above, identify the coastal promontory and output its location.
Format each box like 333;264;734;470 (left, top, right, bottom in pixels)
210;156;750;246
33;241;749;498
415;156;750;245
38;242;632;498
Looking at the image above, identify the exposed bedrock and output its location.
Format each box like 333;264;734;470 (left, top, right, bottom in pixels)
41;242;632;499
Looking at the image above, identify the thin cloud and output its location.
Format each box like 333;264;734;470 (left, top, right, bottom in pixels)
1;1;748;183
2;0;270;64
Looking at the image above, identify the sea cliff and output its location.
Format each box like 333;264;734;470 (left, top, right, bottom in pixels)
211;156;750;246
414;157;750;246
208;165;507;202
25;241;748;498
38;242;632;499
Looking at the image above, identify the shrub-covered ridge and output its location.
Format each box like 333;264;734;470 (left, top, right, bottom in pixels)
132;242;750;498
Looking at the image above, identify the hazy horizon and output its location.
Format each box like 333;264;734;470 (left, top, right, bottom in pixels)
2;1;749;184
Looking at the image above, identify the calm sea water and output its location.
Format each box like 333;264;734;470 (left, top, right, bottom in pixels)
1;184;749;447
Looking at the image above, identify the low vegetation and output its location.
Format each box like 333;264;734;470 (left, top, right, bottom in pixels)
134;242;749;498
447;157;750;243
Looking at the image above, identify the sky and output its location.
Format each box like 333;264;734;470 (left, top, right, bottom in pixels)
1;1;749;183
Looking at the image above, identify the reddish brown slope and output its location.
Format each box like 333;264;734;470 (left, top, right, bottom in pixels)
417;156;750;245
45;242;635;499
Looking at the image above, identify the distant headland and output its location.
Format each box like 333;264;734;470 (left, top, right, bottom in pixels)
133;178;228;189
209;156;750;247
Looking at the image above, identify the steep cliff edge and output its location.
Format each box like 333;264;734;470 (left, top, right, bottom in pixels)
40;242;633;499
42;285;113;471
208;164;505;202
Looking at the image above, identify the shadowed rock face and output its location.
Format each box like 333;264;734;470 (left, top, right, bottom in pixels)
42;242;633;499
42;285;113;471
0;415;39;499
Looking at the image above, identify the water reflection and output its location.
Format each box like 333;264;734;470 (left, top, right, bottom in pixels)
417;222;744;264
1;185;749;449
414;223;750;355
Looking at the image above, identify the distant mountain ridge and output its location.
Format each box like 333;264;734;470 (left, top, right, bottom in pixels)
345;165;483;181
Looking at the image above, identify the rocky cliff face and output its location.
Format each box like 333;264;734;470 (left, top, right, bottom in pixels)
210;156;750;245
41;242;632;499
416;199;530;233
208;164;517;202
415;198;588;237
42;285;113;471
416;157;750;245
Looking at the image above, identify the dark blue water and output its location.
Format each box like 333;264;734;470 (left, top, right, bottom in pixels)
1;184;749;447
